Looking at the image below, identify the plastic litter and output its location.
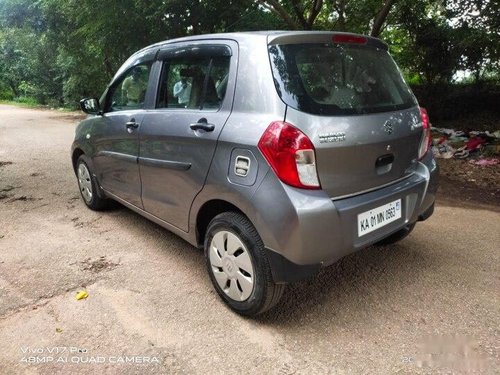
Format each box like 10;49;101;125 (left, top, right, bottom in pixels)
465;137;486;151
75;290;89;300
454;147;469;159
432;144;455;159
431;126;499;161
469;158;499;166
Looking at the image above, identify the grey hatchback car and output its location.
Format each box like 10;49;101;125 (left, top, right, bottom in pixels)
72;31;438;316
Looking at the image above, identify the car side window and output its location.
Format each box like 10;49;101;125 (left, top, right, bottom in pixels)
157;55;230;110
106;63;151;112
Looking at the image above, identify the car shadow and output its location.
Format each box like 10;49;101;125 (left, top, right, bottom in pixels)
109;203;205;260
256;238;435;325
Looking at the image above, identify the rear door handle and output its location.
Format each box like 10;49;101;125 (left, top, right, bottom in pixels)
375;153;394;168
190;118;215;132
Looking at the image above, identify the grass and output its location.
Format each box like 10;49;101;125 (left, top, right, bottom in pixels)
0;99;43;109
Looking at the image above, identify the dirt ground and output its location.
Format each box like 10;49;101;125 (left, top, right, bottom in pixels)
436;158;500;208
0;105;499;374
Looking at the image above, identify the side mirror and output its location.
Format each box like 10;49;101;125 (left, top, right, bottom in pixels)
80;98;102;115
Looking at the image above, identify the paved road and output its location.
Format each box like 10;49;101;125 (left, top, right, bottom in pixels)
0;105;498;374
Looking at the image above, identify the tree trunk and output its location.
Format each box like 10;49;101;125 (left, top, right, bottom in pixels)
474;69;481;85
103;53;115;79
8;80;19;97
371;0;397;37
333;0;347;31
290;0;308;29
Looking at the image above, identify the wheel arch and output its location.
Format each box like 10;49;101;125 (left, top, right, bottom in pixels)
195;199;247;247
71;147;107;200
72;148;85;174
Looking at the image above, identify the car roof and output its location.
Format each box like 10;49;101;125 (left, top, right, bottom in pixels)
134;31;387;56
114;31;387;81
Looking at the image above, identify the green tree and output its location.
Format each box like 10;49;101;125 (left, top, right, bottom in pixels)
0;28;36;97
0;0;63;103
36;0;281;104
0;0;498;106
447;0;500;82
255;0;400;36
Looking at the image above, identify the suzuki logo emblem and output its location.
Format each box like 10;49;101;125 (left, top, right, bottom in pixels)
383;121;394;135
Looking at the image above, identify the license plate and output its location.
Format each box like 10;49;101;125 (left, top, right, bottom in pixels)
357;199;402;237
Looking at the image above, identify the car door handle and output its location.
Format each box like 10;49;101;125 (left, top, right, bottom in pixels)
375;153;394;168
190;118;215;132
125;120;139;129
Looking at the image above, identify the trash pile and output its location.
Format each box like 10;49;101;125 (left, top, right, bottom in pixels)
432;127;500;165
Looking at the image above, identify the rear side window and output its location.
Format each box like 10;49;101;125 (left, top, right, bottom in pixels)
157;56;230;110
269;43;417;115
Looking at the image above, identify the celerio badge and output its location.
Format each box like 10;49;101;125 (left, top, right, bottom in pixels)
319;132;346;143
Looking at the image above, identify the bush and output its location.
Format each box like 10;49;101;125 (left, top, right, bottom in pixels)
0;89;14;101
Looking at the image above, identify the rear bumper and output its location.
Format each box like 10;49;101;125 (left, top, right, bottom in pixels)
253;152;438;283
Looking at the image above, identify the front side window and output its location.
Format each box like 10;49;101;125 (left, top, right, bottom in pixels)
157;55;230;110
107;63;151;112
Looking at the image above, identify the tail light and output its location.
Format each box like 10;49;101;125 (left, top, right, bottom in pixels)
258;121;320;189
418;107;432;160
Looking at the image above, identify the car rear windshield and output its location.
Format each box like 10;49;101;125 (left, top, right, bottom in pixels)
268;43;417;116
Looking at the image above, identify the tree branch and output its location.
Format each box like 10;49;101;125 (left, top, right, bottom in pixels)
306;0;324;29
256;0;300;30
290;0;308;29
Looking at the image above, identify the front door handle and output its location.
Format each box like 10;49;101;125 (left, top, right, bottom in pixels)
190;118;215;132
125;119;139;133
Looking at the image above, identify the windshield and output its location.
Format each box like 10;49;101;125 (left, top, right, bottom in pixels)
268;43;417;115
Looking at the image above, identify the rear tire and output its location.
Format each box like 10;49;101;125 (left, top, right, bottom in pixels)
76;155;110;211
375;223;416;246
204;212;285;316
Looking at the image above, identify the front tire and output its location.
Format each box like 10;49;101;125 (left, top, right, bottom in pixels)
76;155;109;211
204;212;285;316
